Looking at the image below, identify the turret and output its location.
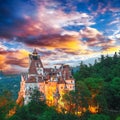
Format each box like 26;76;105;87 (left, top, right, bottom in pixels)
28;49;43;75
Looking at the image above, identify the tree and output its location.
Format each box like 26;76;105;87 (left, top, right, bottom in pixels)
116;116;120;120
63;81;91;115
113;52;118;64
84;77;107;112
12;105;30;120
0;91;15;120
105;77;120;111
9;89;47;120
77;61;91;80
88;114;110;120
28;88;47;115
30;88;45;103
38;107;59;120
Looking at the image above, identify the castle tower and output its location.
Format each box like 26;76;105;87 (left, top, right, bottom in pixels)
17;49;75;106
24;49;45;104
29;49;44;75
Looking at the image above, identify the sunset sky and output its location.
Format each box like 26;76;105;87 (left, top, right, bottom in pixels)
0;0;120;73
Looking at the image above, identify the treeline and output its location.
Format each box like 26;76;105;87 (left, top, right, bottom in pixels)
72;51;120;119
74;51;120;81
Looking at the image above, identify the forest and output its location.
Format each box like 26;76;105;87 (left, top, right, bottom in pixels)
0;52;120;120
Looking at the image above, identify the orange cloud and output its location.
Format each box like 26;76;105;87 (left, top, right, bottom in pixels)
102;46;120;54
0;49;29;74
0;55;11;71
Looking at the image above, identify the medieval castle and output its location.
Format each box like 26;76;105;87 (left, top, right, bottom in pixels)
17;49;75;106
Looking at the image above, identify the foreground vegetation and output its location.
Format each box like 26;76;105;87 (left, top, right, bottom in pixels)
0;52;120;120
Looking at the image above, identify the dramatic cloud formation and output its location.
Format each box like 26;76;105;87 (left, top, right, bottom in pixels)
79;27;116;50
0;0;120;73
0;46;29;73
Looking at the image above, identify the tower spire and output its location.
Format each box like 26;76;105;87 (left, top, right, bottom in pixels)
28;49;43;74
32;48;38;55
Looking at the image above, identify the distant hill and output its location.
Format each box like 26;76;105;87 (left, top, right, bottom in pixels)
0;72;21;100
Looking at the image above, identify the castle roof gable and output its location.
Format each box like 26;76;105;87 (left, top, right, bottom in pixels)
26;76;37;83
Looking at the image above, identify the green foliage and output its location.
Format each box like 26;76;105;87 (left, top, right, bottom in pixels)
0;74;21;99
84;77;107;111
75;81;91;109
88;114;110;120
62;81;91;114
9;115;21;120
84;77;104;92
72;51;120;119
105;77;120;111
38;107;59;120
30;88;45;103
28;100;47;115
116;116;120;120
0;91;15;120
74;52;120;81
10;98;79;120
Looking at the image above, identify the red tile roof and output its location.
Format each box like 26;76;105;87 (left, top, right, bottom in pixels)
57;77;66;84
26;76;36;83
29;60;38;74
27;50;74;84
29;59;43;74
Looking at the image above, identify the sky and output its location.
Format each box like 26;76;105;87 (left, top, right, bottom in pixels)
0;0;120;74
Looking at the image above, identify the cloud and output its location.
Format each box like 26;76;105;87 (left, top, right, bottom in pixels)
109;17;120;25
16;34;79;49
1;26;118;73
0;0;95;58
80;27;102;38
0;48;29;73
88;0;120;18
79;27;117;51
0;0;120;73
5;50;29;67
0;0;95;40
102;46;120;54
36;6;95;28
0;42;7;51
0;55;11;71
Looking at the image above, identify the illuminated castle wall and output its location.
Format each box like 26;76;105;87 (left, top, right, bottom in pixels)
17;49;75;105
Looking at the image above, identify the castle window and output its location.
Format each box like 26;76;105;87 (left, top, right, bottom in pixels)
37;63;39;67
70;76;72;78
33;55;38;60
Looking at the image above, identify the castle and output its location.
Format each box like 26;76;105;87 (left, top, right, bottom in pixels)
17;49;75;106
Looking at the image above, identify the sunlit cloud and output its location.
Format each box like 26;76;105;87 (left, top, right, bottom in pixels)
0;47;29;73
